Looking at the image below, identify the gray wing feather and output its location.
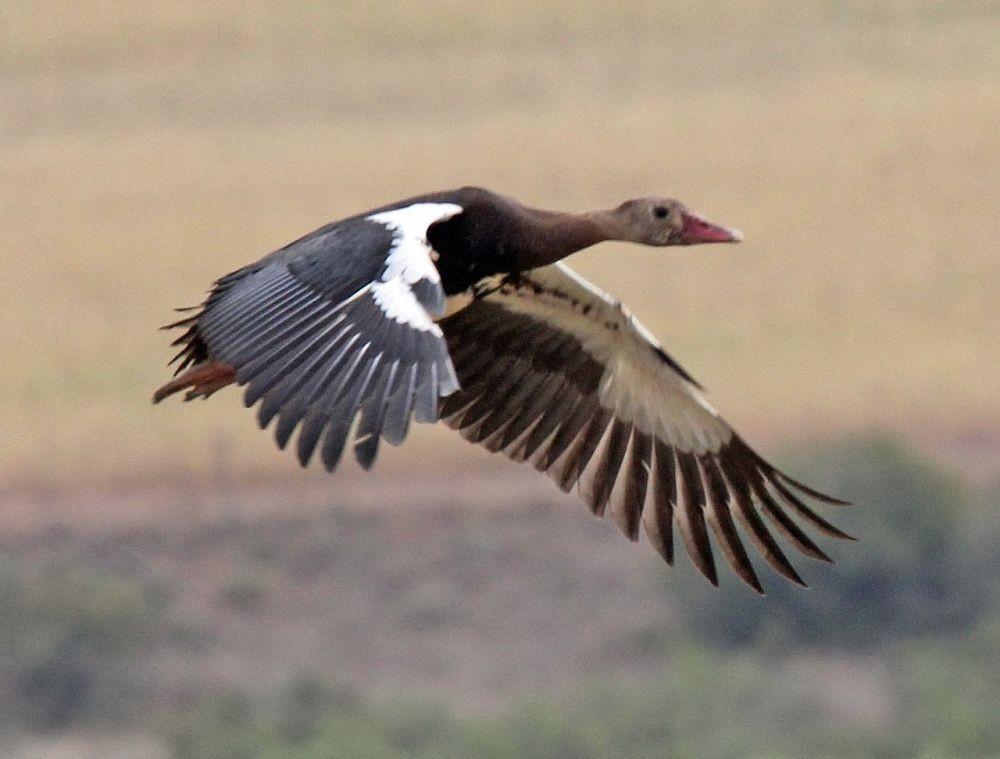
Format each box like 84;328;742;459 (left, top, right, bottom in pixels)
194;217;456;472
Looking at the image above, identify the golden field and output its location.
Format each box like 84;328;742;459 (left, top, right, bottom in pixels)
2;1;999;486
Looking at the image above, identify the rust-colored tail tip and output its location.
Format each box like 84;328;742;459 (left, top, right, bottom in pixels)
152;362;236;405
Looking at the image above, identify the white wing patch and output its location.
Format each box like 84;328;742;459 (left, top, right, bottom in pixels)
365;202;463;331
367;202;463;285
371;278;441;333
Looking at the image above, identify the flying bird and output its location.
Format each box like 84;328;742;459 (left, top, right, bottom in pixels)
155;186;850;592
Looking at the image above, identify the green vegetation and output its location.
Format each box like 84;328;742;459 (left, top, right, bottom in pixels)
162;630;1000;758
0;565;168;730
216;576;269;613
1;436;998;756
674;435;990;648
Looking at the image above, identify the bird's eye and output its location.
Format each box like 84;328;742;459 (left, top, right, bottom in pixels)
653;206;669;219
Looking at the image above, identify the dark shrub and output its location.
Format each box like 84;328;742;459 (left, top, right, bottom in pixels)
673;435;987;648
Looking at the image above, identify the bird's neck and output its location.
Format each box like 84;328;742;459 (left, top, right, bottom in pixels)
514;207;625;268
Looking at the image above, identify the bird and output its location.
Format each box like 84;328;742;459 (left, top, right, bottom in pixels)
154;186;851;593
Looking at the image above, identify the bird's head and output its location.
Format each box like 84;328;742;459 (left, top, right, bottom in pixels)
611;198;743;247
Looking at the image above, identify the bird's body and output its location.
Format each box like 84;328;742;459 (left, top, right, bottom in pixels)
156;186;850;592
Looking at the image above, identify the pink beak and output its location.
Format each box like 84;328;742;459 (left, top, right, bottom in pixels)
678;211;743;245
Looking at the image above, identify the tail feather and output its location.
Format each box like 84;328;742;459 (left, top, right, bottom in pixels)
153;361;236;404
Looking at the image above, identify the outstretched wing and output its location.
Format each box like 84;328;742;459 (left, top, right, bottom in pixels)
168;202;464;471
439;263;851;592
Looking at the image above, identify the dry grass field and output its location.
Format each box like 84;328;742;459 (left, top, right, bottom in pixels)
3;1;1000;487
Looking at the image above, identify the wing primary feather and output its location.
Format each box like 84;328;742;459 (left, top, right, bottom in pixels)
205;276;305;348
258;320;359;431
719;465;807;585
322;342;373;410
583;419;631;517
501;366;577;455
776;470;852;506
382;363;418;445
388;324;416;391
611;427;652;540
727;449;834;563
225;288;328;367
540;395;597;471
199;268;301;342
757;484;834;562
544;405;595;491
520;376;579;463
491;414;540;459
674;451;717;586
230;305;334;388
319;399;353;473
440;390;478;423
769;476;857;541
609;429;650;541
200;266;294;326
286;342;372;451
482;370;554;447
278;334;361;434
238;301;347;380
244;312;349;408
444;343;501;388
730;437;849;507
256;332;366;429
697;456;763;593
465;370;539;443
354;360;399;469
338;349;383;415
643;439;676;565
453;356;525;430
241;317;328;400
274;407;301;449
558;408;611;492
433;343;460;402
355;360;394;440
413;362;439;423
321;355;382;472
296;412;327;467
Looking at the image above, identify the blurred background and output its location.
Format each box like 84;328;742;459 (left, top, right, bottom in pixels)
2;1;999;757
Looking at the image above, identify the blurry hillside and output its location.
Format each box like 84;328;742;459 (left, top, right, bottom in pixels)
3;1;1000;486
1;437;998;757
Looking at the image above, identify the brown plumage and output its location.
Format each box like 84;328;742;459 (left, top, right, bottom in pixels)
153;360;236;404
155;187;851;593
